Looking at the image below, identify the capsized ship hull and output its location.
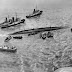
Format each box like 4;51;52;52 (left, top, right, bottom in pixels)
9;26;68;35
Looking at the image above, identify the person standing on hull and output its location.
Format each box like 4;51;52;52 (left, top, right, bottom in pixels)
33;9;35;14
5;17;8;23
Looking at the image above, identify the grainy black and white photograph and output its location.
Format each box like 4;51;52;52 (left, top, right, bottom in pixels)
0;0;72;72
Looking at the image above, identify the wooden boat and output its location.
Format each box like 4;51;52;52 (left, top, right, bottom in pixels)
4;36;12;42
26;9;43;18
0;45;17;53
13;36;22;39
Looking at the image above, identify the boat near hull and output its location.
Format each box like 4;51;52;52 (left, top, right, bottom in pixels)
13;36;22;39
0;48;17;53
4;36;12;42
26;11;43;18
0;46;17;53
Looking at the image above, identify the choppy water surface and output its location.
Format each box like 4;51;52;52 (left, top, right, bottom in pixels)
0;7;72;72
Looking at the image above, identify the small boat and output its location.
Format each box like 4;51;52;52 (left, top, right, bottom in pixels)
47;32;53;38
13;36;22;39
4;36;12;42
26;9;43;18
0;45;17;53
40;32;53;40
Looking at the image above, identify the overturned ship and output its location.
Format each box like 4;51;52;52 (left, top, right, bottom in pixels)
26;9;43;18
9;26;68;35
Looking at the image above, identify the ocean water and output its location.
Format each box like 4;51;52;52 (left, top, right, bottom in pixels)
0;6;72;72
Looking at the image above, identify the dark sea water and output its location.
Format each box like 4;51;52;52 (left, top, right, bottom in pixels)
0;6;72;72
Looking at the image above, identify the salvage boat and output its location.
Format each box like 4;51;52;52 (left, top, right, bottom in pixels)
0;45;17;53
26;9;43;18
0;13;20;26
1;19;25;29
0;13;25;29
